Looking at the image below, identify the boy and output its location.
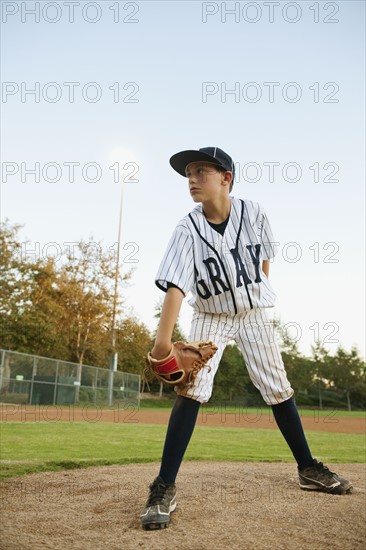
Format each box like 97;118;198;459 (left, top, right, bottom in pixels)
140;147;352;530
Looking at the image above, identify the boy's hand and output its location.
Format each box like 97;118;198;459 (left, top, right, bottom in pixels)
144;340;218;389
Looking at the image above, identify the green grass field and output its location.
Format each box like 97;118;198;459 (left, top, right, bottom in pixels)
1;420;364;481
140;400;366;416
142;402;366;417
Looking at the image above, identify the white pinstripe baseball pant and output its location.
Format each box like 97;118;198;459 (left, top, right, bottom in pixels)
176;309;294;405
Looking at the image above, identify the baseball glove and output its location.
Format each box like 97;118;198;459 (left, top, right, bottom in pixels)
144;341;218;389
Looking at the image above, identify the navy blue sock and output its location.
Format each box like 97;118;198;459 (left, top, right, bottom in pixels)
271;397;314;471
159;395;200;484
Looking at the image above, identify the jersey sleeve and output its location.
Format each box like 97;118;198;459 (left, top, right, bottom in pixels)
155;226;194;296
259;206;278;260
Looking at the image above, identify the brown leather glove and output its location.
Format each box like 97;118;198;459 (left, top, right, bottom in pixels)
144;340;218;389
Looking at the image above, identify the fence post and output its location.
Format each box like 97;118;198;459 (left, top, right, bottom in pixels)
0;350;4;393
108;352;117;407
346;390;351;412
137;375;141;408
29;356;37;404
318;381;323;410
53;361;59;406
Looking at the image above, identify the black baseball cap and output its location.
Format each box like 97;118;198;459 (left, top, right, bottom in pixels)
169;147;235;181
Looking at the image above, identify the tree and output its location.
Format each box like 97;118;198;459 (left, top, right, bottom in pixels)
272;316;300;356
0;221;23;329
327;346;366;411
52;239;132;402
309;343;366;410
211;343;252;402
0;222;132;368
0;222;63;355
271;317;315;399
152;298;187;342
116;316;153;375
310;342;332;409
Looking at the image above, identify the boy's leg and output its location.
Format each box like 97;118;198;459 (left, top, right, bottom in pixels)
140;395;200;530
233;309;311;467
235;309;294;405
271;398;352;494
141;313;228;529
271;396;313;470
159;395;201;484
234;310;313;465
160;311;229;480
235;309;352;495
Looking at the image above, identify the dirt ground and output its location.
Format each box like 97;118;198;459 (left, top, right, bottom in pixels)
1;406;365;549
0;405;364;434
0;462;365;550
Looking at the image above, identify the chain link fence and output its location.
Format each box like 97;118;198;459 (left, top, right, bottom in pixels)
0;350;140;407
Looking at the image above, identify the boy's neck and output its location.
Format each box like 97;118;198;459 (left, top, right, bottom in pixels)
202;196;231;223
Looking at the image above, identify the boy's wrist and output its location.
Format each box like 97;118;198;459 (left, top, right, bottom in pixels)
151;342;173;360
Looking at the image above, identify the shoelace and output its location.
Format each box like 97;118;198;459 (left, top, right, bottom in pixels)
147;480;170;505
314;461;336;478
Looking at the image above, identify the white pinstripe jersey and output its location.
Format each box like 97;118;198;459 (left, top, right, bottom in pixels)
155;197;278;315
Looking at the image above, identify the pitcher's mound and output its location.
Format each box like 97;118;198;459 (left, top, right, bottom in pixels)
1;462;365;550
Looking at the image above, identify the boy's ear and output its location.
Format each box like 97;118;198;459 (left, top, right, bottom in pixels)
222;170;233;186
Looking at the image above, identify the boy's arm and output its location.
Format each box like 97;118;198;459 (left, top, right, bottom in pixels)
262;259;270;278
151;287;184;359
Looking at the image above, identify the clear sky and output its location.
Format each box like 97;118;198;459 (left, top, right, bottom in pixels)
1;0;365;358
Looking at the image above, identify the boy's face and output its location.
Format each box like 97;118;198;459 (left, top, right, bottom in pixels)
185;162;231;202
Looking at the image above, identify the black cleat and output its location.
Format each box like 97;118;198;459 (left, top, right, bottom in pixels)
140;476;177;530
299;459;353;495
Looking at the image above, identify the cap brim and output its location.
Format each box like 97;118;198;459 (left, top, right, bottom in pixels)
169;150;222;177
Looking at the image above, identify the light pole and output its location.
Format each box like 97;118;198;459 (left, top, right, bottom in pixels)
108;178;125;406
